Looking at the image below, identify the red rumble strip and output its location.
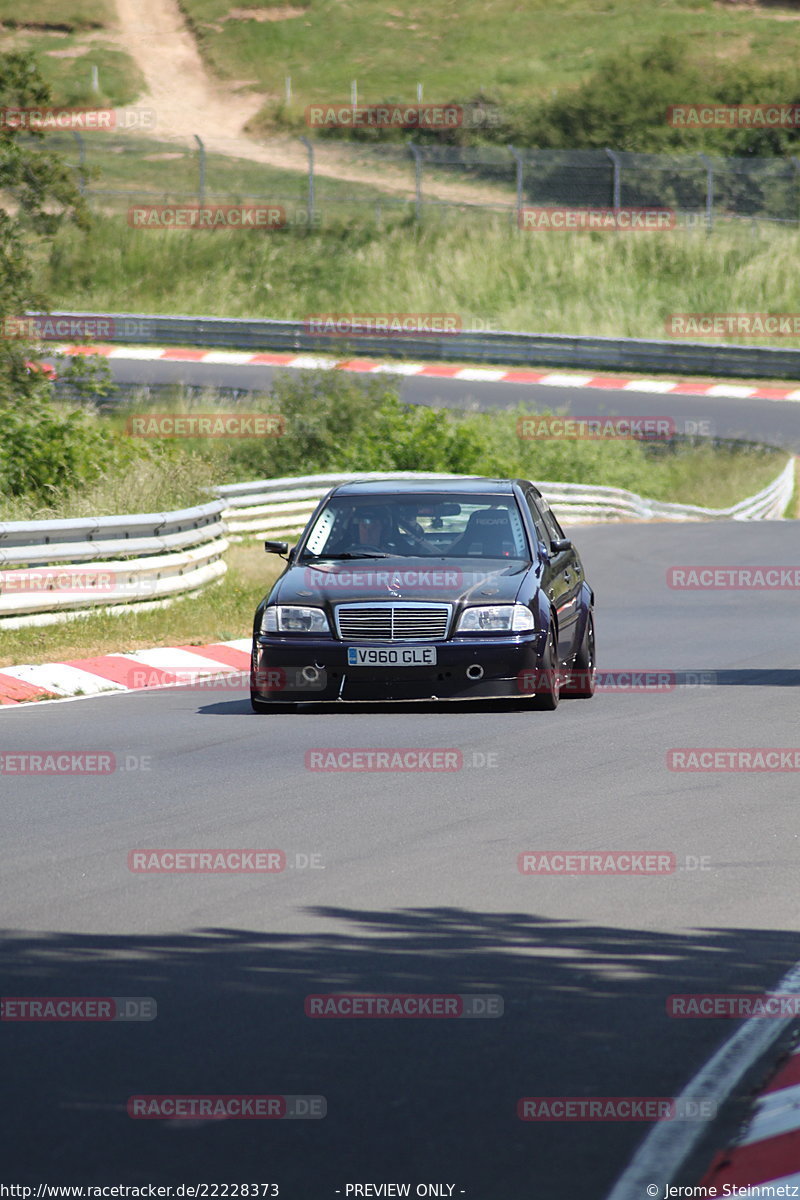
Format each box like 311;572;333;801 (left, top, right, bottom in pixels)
700;1043;800;1191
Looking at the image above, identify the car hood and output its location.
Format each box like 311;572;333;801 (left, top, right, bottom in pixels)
273;557;532;607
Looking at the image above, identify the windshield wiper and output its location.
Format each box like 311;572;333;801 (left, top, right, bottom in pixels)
305;552;392;562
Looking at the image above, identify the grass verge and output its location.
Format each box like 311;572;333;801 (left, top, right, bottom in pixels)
0;20;147;108
0;1;113;31
175;0;800;122
39;213;800;348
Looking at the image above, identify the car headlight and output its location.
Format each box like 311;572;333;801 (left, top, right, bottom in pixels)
261;605;329;634
456;604;535;633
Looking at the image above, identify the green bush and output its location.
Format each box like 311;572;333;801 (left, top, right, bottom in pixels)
0;394;119;500
507;37;800;157
309;38;800;158
0;373;785;520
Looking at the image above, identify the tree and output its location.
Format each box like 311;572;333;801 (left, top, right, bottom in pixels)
0;50;89;406
0;51;120;505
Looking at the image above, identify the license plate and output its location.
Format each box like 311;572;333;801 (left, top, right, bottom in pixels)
347;646;437;667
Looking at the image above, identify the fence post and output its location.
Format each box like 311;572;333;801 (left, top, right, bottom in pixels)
285;75;292;105
699;154;714;232
194;134;206;208
73;131;86;198
605;147;621;209
409;143;423;222
299;136;315;225
508;144;524;230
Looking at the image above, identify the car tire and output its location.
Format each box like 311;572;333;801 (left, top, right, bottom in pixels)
563;611;596;699
531;624;561;711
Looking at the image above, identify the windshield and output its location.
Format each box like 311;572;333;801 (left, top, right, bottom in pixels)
301;493;531;561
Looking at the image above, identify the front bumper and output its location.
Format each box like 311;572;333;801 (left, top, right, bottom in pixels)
251;632;548;702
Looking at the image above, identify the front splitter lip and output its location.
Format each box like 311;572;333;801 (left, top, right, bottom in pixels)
251;689;535;706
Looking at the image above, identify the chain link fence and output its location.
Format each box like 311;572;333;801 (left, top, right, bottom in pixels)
31;132;800;228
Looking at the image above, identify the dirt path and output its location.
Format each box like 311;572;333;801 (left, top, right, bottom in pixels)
112;0;515;207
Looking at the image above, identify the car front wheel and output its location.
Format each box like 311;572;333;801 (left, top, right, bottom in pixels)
531;624;561;711
563;611;596;699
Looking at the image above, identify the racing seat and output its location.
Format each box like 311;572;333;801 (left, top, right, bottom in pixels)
447;509;516;557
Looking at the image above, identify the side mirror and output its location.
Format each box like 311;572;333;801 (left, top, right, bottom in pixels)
550;537;572;554
264;540;289;555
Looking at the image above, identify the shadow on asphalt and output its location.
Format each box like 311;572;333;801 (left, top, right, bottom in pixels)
3;910;800;1192
196;667;800;718
197;697;549;717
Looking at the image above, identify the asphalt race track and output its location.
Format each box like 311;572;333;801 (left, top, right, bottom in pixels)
3;520;800;1196
98;354;800;450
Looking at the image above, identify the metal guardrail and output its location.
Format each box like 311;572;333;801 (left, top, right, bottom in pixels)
39;311;800;381
0;501;228;629
1;463;792;628
535;461;796;523
216;463;796;539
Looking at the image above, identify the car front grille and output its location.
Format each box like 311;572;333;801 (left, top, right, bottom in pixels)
336;603;450;642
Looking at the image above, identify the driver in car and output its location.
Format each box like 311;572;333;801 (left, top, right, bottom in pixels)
355;508;387;549
331;506;427;556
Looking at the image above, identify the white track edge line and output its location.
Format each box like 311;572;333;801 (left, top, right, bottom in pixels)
604;958;800;1200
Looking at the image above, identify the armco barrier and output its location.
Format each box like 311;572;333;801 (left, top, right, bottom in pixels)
33;311;800;381
0;501;228;629
215;462;795;539
0;464;793;628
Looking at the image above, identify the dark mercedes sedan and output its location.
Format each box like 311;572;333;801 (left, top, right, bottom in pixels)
250;477;595;711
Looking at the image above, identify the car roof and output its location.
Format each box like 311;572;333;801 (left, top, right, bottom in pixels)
330;477;521;497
